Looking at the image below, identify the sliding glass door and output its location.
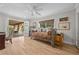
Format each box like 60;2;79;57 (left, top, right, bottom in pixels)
24;21;29;38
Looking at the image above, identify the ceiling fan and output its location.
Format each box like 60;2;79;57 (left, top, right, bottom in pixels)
26;4;43;18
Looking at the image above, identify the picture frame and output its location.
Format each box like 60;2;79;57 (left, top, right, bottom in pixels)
58;22;70;30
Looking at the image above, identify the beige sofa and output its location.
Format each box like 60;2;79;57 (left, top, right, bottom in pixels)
31;31;54;46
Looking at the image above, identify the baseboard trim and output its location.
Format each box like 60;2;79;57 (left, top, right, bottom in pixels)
64;41;75;45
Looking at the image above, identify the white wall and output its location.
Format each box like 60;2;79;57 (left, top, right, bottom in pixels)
36;9;76;45
0;16;5;32
52;9;76;45
75;4;79;47
0;13;9;37
0;12;28;37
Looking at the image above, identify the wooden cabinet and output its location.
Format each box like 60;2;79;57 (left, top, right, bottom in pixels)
0;32;5;50
54;33;64;47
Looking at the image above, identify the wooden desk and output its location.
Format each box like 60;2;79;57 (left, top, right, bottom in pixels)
0;32;5;50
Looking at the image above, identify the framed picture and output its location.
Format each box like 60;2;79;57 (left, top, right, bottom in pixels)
58;22;70;30
59;17;68;22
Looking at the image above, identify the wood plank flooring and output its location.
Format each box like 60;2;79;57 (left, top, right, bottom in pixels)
0;36;79;55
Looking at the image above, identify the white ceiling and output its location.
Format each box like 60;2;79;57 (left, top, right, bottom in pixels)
0;3;75;19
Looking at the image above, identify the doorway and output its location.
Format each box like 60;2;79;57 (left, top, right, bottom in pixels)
9;20;24;37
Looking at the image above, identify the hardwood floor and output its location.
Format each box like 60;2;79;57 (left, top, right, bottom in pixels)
0;36;79;55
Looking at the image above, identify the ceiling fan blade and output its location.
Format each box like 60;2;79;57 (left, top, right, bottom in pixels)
32;5;43;11
35;11;41;15
25;4;42;17
35;8;43;11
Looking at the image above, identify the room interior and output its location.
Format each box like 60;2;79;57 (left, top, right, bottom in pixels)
0;3;79;55
9;20;24;37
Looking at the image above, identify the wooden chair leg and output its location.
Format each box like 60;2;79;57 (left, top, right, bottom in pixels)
9;39;12;44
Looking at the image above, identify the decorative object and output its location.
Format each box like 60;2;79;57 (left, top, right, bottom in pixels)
59;17;68;22
26;4;43;19
58;22;70;30
54;33;64;47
